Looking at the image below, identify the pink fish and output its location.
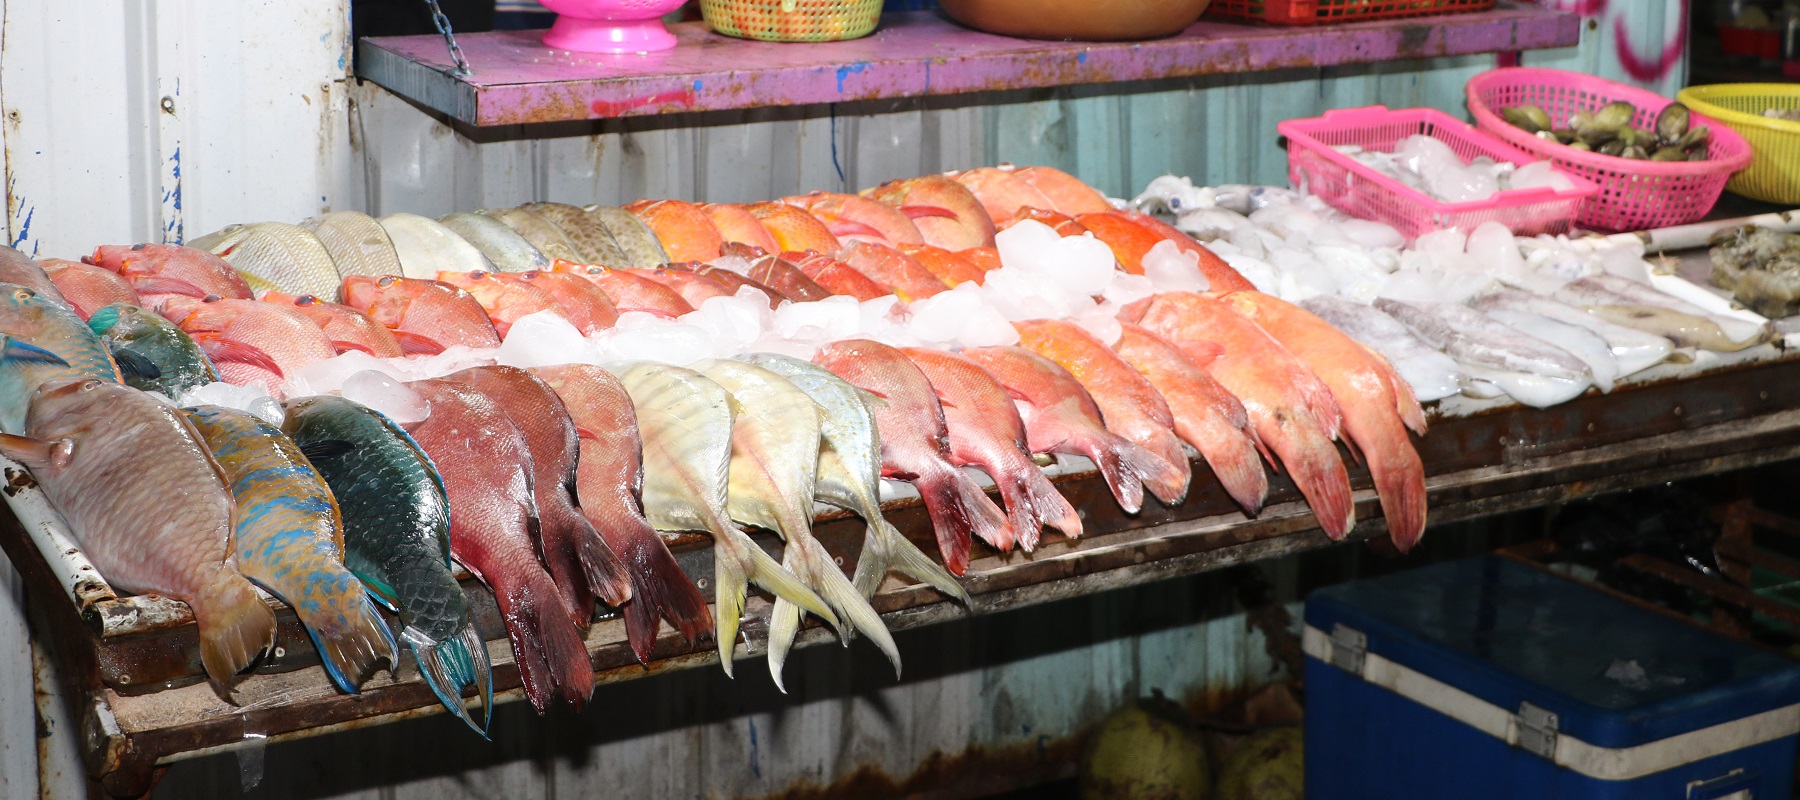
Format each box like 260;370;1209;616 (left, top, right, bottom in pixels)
340;275;502;351
159;296;335;398
87;243;254;306
41;259;139;321
1113;323;1268;515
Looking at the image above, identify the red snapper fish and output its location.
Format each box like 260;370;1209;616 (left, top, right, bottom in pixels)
900;347;1081;551
87;243;255;306
259;290;414;358
548;261;696;317
532;363;711;665
958;345;1173;516
435;269;563;339
814;339;1011;574
1121;292;1355;540
836;241;948;302
41;259;139;320
951;166;1059;223
624;199;725;264
1219;291;1428;551
159;295;334;398
779;191;925;246
341;275;502;350
861;175;996;252
1012;166;1114;215
1112;323;1267;515
403;378;594;713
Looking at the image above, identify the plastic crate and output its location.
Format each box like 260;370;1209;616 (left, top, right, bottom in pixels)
1206;0;1492;26
700;0;882;41
1678;83;1800;206
1467;67;1754;232
1278;105;1596;242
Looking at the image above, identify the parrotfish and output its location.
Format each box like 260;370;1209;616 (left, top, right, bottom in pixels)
615;361;832;676
87;303;217;398
695;357;897;689
0;245;68;302
186;405;397;692
0;286;123;432
1;379;275;692
737;353;969;604
403;378;594;713
532;363;711;665
282;395;492;733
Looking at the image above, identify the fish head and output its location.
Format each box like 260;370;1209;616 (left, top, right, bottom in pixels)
0;285;79;339
25;376;115;433
341;275;422;328
86;303;166;340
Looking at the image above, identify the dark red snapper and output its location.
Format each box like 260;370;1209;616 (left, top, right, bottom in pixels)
444;365;633;624
340;275;501;351
40;259;139;321
0;379;275;693
532;363;711;665
813;339;1011;575
402;378;594;713
158;296;335;399
87;243;254;306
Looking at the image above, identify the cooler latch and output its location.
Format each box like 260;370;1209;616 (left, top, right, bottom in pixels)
1328;624;1367;674
1516;701;1559;759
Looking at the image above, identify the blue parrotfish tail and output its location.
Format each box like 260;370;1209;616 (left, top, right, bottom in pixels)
407;622;494;736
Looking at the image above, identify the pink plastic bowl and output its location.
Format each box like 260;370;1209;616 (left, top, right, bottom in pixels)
1467;67;1754;232
538;0;687;53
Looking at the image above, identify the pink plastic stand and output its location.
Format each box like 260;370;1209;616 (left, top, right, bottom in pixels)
539;1;683;53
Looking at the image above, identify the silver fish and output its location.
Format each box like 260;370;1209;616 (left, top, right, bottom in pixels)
736;353;968;604
1300;296;1466;403
378;213;496;280
439;212;550;273
306;211;403;279
1374;297;1592;382
191;222;341;299
695;357;896;689
1469;289;1673;379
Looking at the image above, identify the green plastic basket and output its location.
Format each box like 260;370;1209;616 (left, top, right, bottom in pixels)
700;0;882;42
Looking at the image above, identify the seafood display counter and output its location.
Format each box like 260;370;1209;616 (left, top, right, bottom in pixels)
6;282;1800;795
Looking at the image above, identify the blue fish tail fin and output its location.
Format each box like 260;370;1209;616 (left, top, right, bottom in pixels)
283;588;399;695
407;622;493;737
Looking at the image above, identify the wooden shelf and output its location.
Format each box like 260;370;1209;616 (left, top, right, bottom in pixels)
355;4;1582;127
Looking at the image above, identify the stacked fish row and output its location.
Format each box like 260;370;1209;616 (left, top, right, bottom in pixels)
0;166;1434;727
1135;177;1775;410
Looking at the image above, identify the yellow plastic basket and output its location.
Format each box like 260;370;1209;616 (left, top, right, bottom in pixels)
1677;83;1800;205
700;0;883;42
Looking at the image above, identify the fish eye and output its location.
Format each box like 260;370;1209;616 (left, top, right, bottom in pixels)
296;295;316;306
521;271;540;279
80;380;98;391
377;276;398;288
12;289;30;301
131;243;148;251
202;294;221;303
470;270;488;279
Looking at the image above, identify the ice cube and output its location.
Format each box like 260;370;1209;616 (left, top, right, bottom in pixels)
682;293;770;357
178;381;286;427
1337;219;1406;250
907;285;984;346
1073;309;1122;346
344;370;429;425
497;310;596;368
773;296;861;341
955;302;1020;348
1465;222;1526;283
1103;273;1156;307
285;350;402;399
1142;240;1209;293
392;345;498;381
606;323;716;366
1508;160;1576;193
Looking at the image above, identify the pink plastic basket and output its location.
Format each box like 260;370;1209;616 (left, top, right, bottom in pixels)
1278;106;1598;242
1467;67;1754;232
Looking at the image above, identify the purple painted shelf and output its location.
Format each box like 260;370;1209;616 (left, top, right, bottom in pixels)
357;4;1580;127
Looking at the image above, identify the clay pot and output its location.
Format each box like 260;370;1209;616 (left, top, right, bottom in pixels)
938;0;1213;41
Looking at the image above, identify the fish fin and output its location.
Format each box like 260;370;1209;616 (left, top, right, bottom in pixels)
608;519;712;666
332;339;378;357
406;622;494;737
785;535;901;680
361;583;400;613
913;460;1010;573
1134;430;1193;507
766;597;801;693
106;345;162;381
899;205;959;220
0;434;72;470
851;518;971;606
992;466;1082;551
711;523;833;676
391;330;447;356
1;339;69;368
881;469;920;482
192;567;278;693
1184;419;1269;516
574;426;602;442
130;275;209;298
852;387;888;408
289;589;397;695
1369;436;1428;554
491;570;593;714
822;219;886;240
569;510;633;608
298;439;356;462
1265;413;1355;540
195;335;284;378
1085;437;1147;515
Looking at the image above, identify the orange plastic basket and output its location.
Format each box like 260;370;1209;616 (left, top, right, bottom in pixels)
1206;0;1493;25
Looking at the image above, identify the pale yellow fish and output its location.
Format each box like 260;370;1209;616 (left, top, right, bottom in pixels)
191;221;341;301
524;202;630;267
306;211;403;279
378;213;496;280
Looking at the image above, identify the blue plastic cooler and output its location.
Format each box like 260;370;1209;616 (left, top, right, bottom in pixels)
1304;556;1800;799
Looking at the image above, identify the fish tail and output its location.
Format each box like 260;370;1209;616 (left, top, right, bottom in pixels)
1136;428;1193;507
852;518;971;605
1086;437;1148;515
492;572;594;714
405;621;493;736
994;466;1081;549
534;506;603;627
194;567;279;692
604;519;711;666
1267;416;1355;540
567;508;633;609
799;535;901;679
917;461;1011;571
1185;416;1270;515
299;591;399;694
1362;429;1428;553
712;523;834;677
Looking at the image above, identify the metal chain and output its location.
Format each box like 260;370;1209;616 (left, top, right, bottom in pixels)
421;0;472;78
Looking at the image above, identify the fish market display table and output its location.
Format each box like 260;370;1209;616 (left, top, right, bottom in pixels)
355;4;1581;127
6;338;1800;796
